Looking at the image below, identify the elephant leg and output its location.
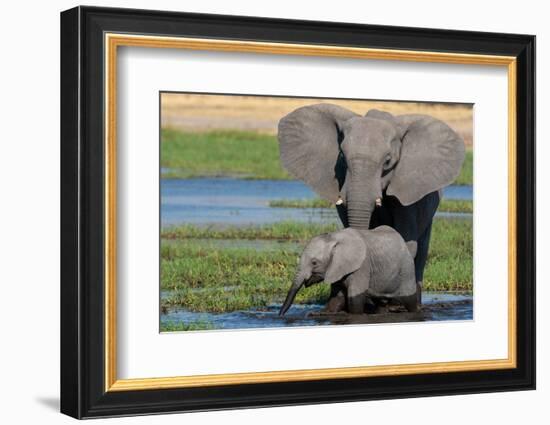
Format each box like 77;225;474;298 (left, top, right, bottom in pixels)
346;281;367;315
414;221;433;305
412;191;439;285
390;191;439;305
324;283;346;313
348;295;366;314
374;298;390;314
364;297;378;314
398;293;419;312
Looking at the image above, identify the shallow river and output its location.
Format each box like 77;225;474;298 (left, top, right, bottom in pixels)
161;178;472;227
160;292;473;331
160;178;473;330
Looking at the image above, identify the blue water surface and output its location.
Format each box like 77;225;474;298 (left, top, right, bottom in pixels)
161;178;472;227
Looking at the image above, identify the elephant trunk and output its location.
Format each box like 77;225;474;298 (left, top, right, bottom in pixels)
347;194;374;229
346;162;381;230
279;273;306;316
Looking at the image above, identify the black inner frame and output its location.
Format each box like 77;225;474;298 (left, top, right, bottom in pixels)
60;6;535;419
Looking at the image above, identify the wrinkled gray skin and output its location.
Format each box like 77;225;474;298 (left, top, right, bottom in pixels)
279;227;418;316
278;105;465;304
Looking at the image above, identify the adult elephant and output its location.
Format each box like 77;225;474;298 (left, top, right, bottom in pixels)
278;104;465;304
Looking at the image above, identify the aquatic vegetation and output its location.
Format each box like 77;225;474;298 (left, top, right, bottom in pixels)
161;218;473;312
268;198;333;209
161;241;330;312
423;219;473;291
161;221;342;242
160;320;214;332
438;199;473;214
268;198;473;213
455;149;473;186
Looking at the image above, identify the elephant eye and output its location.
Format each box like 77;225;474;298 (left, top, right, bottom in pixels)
311;259;318;266
383;154;392;169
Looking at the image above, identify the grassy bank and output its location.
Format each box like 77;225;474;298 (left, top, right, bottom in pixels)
162;221;341;242
269;198;333;209
438;199;473;213
161;129;288;180
161;129;473;185
161;219;472;313
160;321;215;332
456;149;473;186
268;198;473;213
422;219;473;291
161;241;328;312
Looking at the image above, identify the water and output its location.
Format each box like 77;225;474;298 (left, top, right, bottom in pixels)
160;178;473;330
160;292;473;331
443;185;472;200
161;178;472;227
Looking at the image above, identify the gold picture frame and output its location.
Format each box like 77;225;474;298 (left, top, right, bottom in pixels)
61;6;535;419
104;34;517;392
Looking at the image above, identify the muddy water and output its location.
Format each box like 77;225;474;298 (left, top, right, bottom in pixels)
161;178;472;227
160;292;473;332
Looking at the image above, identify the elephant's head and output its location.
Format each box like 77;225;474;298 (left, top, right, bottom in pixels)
278;104;465;229
279;229;366;316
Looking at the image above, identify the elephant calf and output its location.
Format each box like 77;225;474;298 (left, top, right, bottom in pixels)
279;226;418;316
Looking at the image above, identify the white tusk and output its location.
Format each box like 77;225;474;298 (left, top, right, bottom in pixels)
335;197;344;206
375;198;382;207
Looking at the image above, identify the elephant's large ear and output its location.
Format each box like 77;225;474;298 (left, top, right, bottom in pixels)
278;104;359;203
386;115;466;206
325;229;367;284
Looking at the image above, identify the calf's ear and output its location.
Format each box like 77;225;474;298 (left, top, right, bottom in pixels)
325;230;367;284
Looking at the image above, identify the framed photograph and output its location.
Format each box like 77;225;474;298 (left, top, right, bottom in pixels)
60;6;535;419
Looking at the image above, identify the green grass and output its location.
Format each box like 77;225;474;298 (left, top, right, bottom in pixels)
422;219;473;291
162;221;341;242
455;149;473;185
161;129;473;185
160;320;214;332
269;199;333;209
438;199;473;214
161;241;329;312
161;129;289;180
161;219;472;313
268;198;473;213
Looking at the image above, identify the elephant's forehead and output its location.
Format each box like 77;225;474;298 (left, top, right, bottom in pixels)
305;235;331;252
343;117;396;140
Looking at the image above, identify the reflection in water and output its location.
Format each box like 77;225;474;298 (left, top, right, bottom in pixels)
161;178;472;227
160;292;473;331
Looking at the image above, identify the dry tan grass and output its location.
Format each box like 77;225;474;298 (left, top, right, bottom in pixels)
161;93;473;146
